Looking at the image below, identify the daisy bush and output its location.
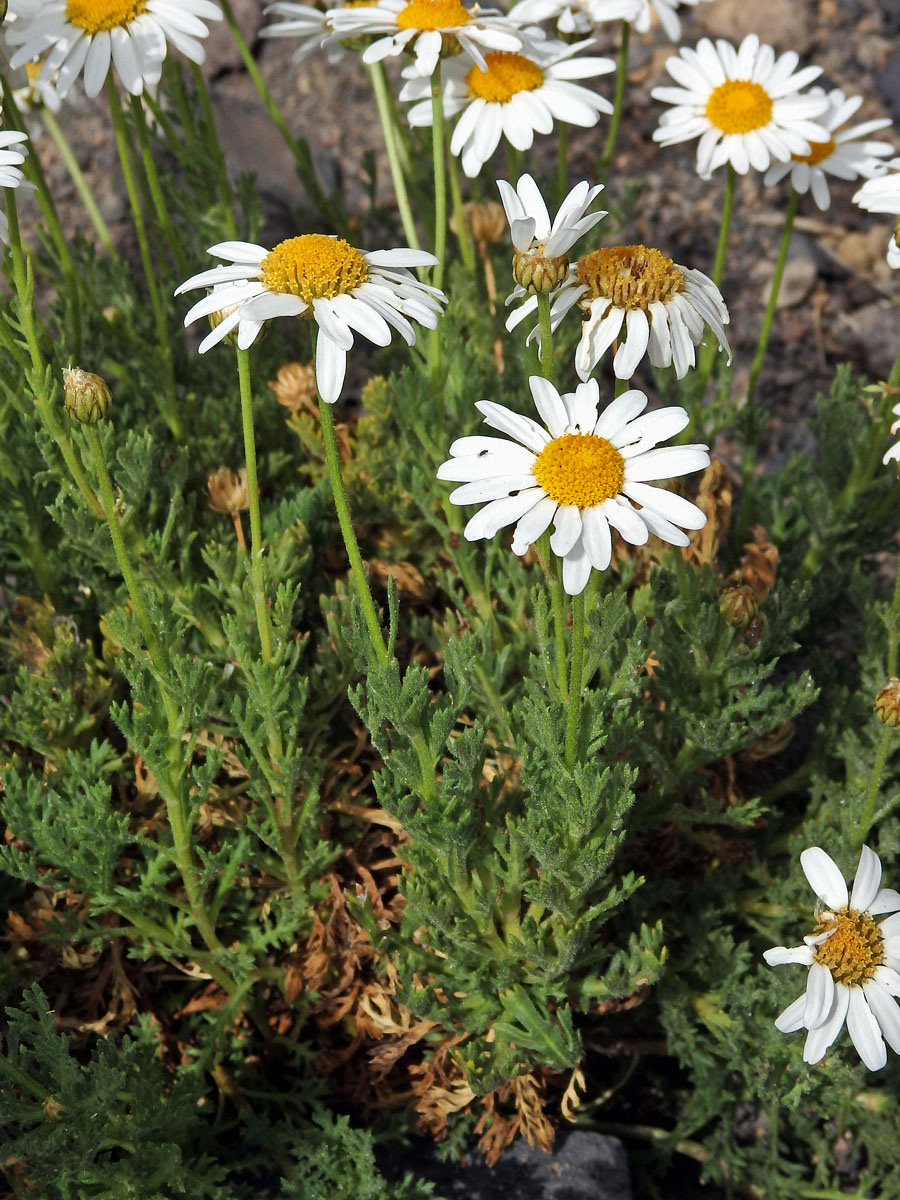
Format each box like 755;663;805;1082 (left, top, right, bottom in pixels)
5;0;900;1197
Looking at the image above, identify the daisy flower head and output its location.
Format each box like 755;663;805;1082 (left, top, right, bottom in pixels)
651;35;830;178
508;244;730;381
437;377;709;595
764;88;893;211
764;845;900;1071
176;235;445;404
853;160;900;269
631;0;713;42
497;172;605;318
883;402;900;468
6;0;223;100
0;126;28;246
400;38;614;179
327;0;524;79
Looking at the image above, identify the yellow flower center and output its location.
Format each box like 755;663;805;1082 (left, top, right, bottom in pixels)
65;0;148;33
259;235;369;303
792;136;835;167
465;51;544;103
396;0;471;29
533;433;624;510
575;246;685;312
812;908;884;988
705;79;773;135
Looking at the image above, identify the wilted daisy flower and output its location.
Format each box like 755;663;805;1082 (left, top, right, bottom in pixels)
327;0;523;78
764;846;900;1071
652;35;829;177
260;1;347;64
883;403;900;467
507;0;639;37
176;236;444;404
0;128;28;246
854;160;900;269
764;88;893;210
509;244;730;381
400;39;614;178
7;0;223;99
437;377;709;594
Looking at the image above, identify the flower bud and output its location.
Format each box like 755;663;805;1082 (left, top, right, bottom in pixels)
62;367;112;423
720;584;757;628
512;248;569;294
875;677;900;728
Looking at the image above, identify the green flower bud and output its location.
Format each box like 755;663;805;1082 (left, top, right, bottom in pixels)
720;584;757;628
875;677;900;729
512;248;569;294
62;367;112;424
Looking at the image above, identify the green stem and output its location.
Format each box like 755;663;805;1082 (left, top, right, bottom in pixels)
367;62;420;253
557;121;568;207
598;22;630;177
536;530;568;701
737;189;799;539
217;0;332;224
447;149;476;274
536;291;555;384
429;63;447;380
87;425;168;672
318;394;388;665
41;106;116;253
889;341;900;391
564;588;586;768
5;193;103;518
105;76;181;439
236;348;276;667
189;61;238;240
129;93;188;273
694;165;737;403
858;551;900;843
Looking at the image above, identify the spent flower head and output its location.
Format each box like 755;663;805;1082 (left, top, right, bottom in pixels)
764;87;894;211
438;377;709;594
400;38;614;179
176;236;444;404
764;846;900;1070
652;34;830;178
327;0;524;79
7;0;223;99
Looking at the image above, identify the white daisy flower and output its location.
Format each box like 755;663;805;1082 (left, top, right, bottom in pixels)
260;1;347;65
437;376;709;595
176;235;445;404
651;34;830;178
764;845;900;1071
0;128;28;246
400;38;614;178
506;0;639;38
764;88;893;211
883;403;900;467
630;0;712;41
853;160;900;269
6;0;223;100
327;0;524;79
508;244;730;381
499;171;606;259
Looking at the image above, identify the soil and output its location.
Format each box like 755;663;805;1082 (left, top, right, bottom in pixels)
11;0;900;479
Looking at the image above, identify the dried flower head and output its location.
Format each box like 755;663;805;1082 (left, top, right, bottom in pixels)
268;361;318;412
874;678;900;729
207;467;249;515
461;200;507;247
62;367;112;424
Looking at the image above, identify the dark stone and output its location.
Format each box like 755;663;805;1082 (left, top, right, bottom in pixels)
876;49;900;119
388;1132;631;1200
878;0;900;34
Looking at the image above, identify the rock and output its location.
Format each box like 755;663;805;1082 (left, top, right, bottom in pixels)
877;49;900;121
386;1133;631;1200
695;0;812;50
878;0;900;35
830;226;895;282
831;300;900;380
202;0;265;78
771;253;818;310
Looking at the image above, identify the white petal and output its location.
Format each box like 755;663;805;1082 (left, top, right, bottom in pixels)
549;505;582;557
464;488;545;540
613;308;650;380
850;846;883;912
529;376;568;437
870;888;900;916
846;987;888;1071
801;847;850;910
804;962;835;1030
315;333;346;404
774;993;807;1033
580;506;612;570
803;985;849;1063
863;980;900;1054
561;538;592;595
763;945;814;967
592;389;647;439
